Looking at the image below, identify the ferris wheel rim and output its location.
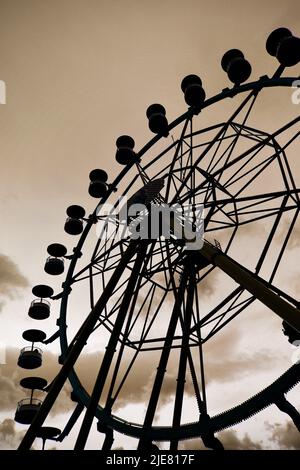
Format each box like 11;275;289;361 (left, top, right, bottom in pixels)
56;74;300;439
66;362;300;441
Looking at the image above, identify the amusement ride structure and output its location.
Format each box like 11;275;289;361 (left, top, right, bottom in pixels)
15;28;300;450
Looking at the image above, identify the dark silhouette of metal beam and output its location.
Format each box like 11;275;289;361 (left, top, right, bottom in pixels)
170;262;195;451
199;241;300;333
74;242;148;450
275;395;300;432
138;266;189;451
18;240;138;450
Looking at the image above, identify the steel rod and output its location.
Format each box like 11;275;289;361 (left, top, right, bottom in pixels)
74;242;148;450
138;266;189;450
170;263;195;450
200;241;300;332
18;240;138;450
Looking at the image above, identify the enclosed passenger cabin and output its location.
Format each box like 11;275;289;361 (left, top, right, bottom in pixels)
64;205;86;235
115;135;136;165
88;169;108;198
17;329;46;369
44;256;64;275
15;397;42;425
18;346;43;369
28;285;53;320
28;299;51;320
44;244;67;276
15;377;47;425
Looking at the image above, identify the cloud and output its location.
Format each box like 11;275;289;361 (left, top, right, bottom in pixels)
203;328;280;384
0;348;72;416
198;268;219;299
0;254;29;312
276;218;300;250
0;326;289;449
75;349;162;410
266;421;300;449
0;346;160;418
0;339;294;451
180;429;263;450
0;346;155;418
0;418;26;450
219;430;263;450
74;317;286;411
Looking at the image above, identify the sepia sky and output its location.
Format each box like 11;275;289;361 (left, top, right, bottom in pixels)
0;0;300;450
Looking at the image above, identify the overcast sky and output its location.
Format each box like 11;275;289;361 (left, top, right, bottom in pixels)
0;0;300;450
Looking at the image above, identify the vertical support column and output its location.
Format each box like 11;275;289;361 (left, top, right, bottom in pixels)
275;395;300;432
97;422;114;451
74;242;148;450
102;430;114;451
138;266;189;451
170;261;195;451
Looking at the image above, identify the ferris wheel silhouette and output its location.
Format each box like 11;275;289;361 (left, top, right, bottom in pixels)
15;27;300;451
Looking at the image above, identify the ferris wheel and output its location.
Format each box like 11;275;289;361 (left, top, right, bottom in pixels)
16;27;300;451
